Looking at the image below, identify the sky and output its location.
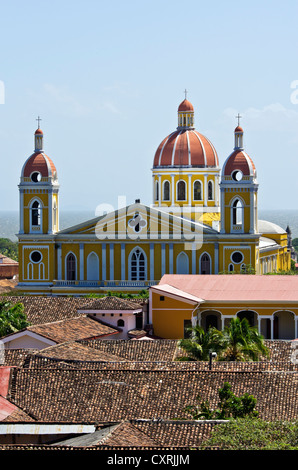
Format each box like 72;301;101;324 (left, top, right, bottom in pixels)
0;0;298;216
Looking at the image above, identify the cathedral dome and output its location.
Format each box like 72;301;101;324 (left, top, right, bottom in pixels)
21;127;57;180
153;98;219;168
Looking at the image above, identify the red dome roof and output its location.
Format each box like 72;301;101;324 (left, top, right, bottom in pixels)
222;149;256;177
35;128;43;135
178;99;194;112
153;129;219;168
22;152;57;178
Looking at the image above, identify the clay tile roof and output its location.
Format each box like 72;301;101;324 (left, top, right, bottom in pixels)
35;341;126;363
79;297;144;311
100;421;160;447
22;152;57;178
0;254;18;265
26;315;119;344
153;129;219;168
178;99;194;112
223;149;256;177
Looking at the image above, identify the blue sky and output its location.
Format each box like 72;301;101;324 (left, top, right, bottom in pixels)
0;0;298;214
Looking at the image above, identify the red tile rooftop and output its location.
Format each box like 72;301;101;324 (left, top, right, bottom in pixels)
157;274;298;302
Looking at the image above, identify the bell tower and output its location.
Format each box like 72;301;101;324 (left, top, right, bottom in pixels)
220;120;258;235
19;119;59;235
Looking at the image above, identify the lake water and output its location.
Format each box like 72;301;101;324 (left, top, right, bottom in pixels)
1;209;298;241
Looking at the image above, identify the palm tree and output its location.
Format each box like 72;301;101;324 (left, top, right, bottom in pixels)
219;317;269;362
176;325;224;361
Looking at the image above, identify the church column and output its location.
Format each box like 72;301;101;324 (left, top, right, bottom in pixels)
80;243;84;280
169;243;173;274
192;247;196;274
249;189;254;233
102;243;106;281
214;242;219;274
57;243;62;280
48;190;53;234
158;174;162;203
204;174;208;205
188;174;192;206
110;243;114;280
150;243;154;280
19;190;24;234
161;243;166;275
171;174;175;205
121;243;125;280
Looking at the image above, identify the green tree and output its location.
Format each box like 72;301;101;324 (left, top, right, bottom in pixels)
184;382;259;420
218;317;269;362
0;301;30;337
0;238;19;261
176;325;224;361
200;418;298;450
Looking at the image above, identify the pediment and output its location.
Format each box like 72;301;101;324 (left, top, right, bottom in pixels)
57;203;217;243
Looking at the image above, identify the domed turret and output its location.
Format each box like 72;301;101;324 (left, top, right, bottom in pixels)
19;120;59;235
220;120;258;235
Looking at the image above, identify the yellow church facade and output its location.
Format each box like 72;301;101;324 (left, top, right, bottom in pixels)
17;97;290;296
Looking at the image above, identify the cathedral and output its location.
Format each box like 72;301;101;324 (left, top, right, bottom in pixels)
17;96;290;295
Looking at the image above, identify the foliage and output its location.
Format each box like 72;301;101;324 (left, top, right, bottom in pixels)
0;301;30;337
292;237;298;252
177;318;269;362
218;317;269;362
176;325;224;361
0;238;18;261
219;264;255;274
184;382;259;420
86;289;149;299
200;417;298;450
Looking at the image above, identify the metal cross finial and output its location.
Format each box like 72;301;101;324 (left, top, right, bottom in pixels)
236;113;242;126
36;116;42;128
184;89;188;100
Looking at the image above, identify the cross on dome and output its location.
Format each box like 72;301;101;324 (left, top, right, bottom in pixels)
235;113;242;127
36;116;42;129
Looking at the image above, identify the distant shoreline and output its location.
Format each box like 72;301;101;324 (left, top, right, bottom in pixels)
1;209;298;241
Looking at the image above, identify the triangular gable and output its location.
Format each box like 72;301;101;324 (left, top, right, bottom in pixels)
57;203;217;244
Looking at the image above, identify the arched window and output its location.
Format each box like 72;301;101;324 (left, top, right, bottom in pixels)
66;253;76;281
177;180;186;201
31;200;41;226
200;253;211;274
208;181;213;200
87;252;99;280
232;199;243;226
163;181;170;201
129;248;146;281
117;319;125;327
193;181;202;201
176;252;189;274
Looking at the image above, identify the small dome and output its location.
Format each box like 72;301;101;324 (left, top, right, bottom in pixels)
222;149;256;178
153;129;219;168
35;128;43;135
178;99;194;112
234;126;243;133
22;152;57;179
